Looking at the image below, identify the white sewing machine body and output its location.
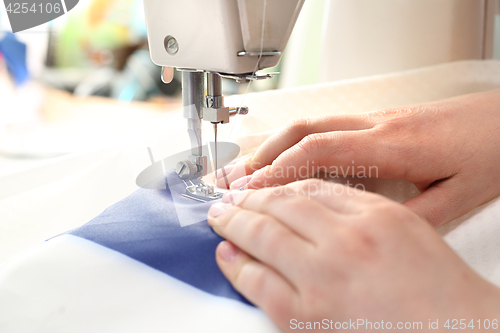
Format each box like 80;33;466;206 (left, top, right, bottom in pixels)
143;0;304;74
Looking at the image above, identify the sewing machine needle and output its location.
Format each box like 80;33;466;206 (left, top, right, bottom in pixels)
214;123;218;179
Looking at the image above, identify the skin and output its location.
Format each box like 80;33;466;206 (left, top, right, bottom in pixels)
208;180;500;333
215;89;500;227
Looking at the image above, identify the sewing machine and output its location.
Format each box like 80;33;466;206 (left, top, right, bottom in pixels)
143;0;304;200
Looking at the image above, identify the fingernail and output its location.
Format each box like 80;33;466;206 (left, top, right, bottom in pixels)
218;241;239;262
230;175;252;190
208;202;232;218
216;177;232;190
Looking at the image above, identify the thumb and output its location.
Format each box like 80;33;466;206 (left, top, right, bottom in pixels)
403;176;479;227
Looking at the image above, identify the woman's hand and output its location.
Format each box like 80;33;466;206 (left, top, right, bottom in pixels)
216;89;500;227
208;180;500;332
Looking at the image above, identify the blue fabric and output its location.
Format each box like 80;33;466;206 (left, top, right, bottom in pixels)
0;33;29;86
68;171;250;305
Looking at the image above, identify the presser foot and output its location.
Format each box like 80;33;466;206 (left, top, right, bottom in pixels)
182;179;223;202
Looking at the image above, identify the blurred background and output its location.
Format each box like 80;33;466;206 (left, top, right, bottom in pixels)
1;0;500;162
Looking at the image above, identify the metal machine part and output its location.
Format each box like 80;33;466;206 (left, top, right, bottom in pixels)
204;73;230;124
186;180;223;201
181;71;207;182
213;123;218;179
143;0;305;200
176;70;250;200
176;160;198;181
179;69;247;177
237;51;282;57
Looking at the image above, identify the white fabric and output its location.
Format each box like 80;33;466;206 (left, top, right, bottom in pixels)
1;60;500;331
0;235;279;333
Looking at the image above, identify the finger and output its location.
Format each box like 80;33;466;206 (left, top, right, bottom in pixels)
236;129;407;189
226;175;253;191
252;115;376;168
208;203;311;281
223;187;342;240
216;157;254;189
403;176;481;227
217;115;375;188
215;155;251;177
282;179;387;214
215;161;237;177
215;241;298;328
